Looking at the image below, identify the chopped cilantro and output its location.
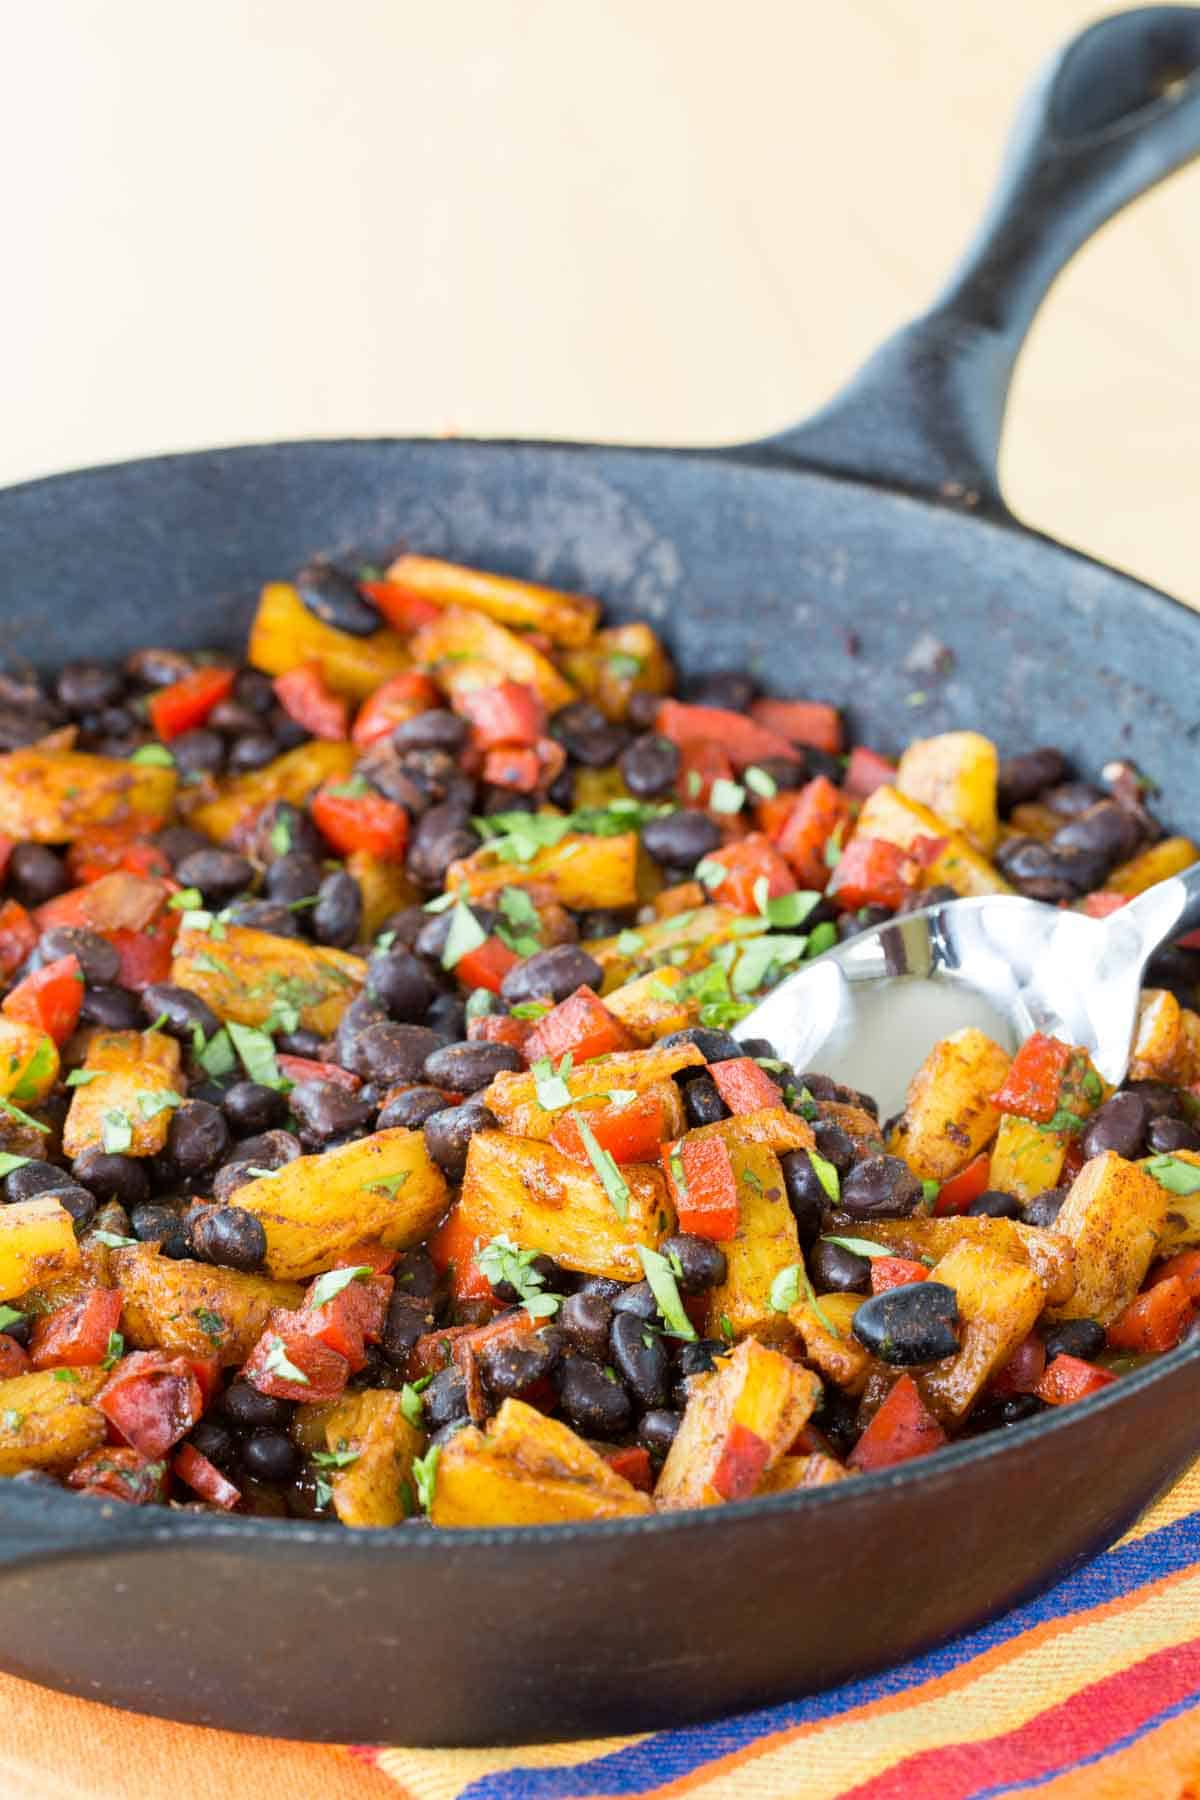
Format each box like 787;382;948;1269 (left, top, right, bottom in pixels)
1;1410;23;1432
694;857;727;892
52;1368;80;1384
193;1025;237;1079
168;887;204;911
130;743;175;766
668;1149;688;1197
606;652;644;681
325;775;371;799
413;1443;440;1512
805;921;838;959
510;1001;551;1021
192;949;234;978
269;815;293;856
637;1244;697;1341
93;1229;138;1248
744;766;777;799
137;1088;184;1120
399;1374;432;1429
686;771;703;799
719;1313;734;1343
769;1260;836;1332
572;1110;630;1218
65;1069;101;1089
476;1234;561;1319
709;778;746;815
309;1265;372;1309
496;886;542;957
101;1108;133;1154
368;1171;411;1198
615;929;645;956
0;1097;49;1133
0;1153;30;1178
1146;1155;1200;1196
194;1308;224;1344
0;1305;25;1331
100;1330;125;1370
823;824;845;868
730;933;809;996
312;1445;361;1470
262;1337;309;1385
464;987;495;1022
227;1021;287;1091
754;881;822;930
920;1179;940;1209
532;1053;574;1111
422;889;459;914
441;900;488;969
808;1149;841;1205
822;1234;887;1258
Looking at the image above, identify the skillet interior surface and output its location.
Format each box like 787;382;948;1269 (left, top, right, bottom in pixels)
1;3;1200;1746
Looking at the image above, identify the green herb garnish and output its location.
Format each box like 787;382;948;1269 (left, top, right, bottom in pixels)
571;1110;630;1218
476;1234;561;1319
309;1265;373;1309
637;1244;697;1341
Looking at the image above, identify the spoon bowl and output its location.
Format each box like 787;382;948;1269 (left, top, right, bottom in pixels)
735;868;1200;1119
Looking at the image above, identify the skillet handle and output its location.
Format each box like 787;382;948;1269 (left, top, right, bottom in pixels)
750;6;1200;511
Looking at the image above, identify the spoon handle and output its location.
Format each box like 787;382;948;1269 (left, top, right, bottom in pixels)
1109;859;1200;964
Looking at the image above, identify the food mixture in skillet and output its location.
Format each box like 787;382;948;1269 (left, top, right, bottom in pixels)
0;555;1197;1526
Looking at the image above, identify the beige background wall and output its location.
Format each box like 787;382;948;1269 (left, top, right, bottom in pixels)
6;1;1200;601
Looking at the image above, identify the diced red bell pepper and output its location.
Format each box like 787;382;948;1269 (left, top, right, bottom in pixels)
676;739;735;809
357;578;441;633
454;935;521;996
67;1447;169;1505
600;1444;654;1492
661;1133;740;1241
300;1268;393;1373
656;700;801;772
172;1443;241;1510
711;1420;771;1500
273;662;350;741
701;834;797;917
148;666;236;742
276;1054;362;1091
242;1311;350;1403
989;1331;1047;1398
2;953;83;1044
481;746;543;792
844;746;897;799
67;826;171;886
455;681;547;751
934;1151;992;1216
772;777;853;889
408;1324;474;1381
30;1288;124;1371
826;835;918;912
749;698;843;754
186;1352;223;1409
1148;1250;1200;1303
551;1092;667;1165
1106;1276;1193;1355
1081;891;1130;920
524;986;636;1064
97;1351;205;1458
992;1033;1073;1123
870;1257;928;1295
334;1243;398;1277
426;1206;492;1303
311;782;409;861
1035;1353;1118;1406
0;1335;30;1378
467;1012;534;1051
34;871;168;936
107;917;179;991
709;1057;786;1117
0;836;12;883
352;671;441;749
847;1374;948;1471
0;900;37;980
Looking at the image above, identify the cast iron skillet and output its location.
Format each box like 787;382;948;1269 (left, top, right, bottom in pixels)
0;6;1199;1749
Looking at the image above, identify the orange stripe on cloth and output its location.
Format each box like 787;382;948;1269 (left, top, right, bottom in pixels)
0;1668;395;1800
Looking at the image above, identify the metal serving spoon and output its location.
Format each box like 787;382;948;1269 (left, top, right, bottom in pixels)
735;866;1200;1120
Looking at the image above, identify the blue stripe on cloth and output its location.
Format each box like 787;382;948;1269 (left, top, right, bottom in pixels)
967;1678;1200;1798
459;1507;1200;1800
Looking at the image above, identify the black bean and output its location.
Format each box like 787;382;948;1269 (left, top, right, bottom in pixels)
808;1237;871;1294
966;1188;1025;1219
35;925;116;986
79;985;143;1030
641;812;722;868
191;1204;267;1272
347;1021;439;1087
611;1280;659;1321
683;1073;729;1128
366;945;439;1021
44;1184;98;1231
1044;781;1103;817
489;1254;559;1305
335;994;390;1070
480;1332;561;1402
1146;1116;1200;1154
1051;801;1142;865
687;670;757;712
812;1120;856;1174
994;839;1081;902
153;825;210;870
141;982;221;1044
188;1418;236;1471
556;1354;631;1437
618;734;679;799
222;1381;293;1429
289;1080;374;1145
390;708;466;752
675;1338;722;1381
1080;1091;1149;1162
996;748;1070;814
4;1159;65;1204
610;1311;669;1408
223;1128;301;1171
380;1293;437;1365
312;870;362;948
56;662;124;713
660;1026;744;1064
377;1086;448;1129
780;1151;827;1247
130;1201;188;1253
423;1101;498;1180
219;899;298;939
91;1199;131;1240
264;852;321;908
71;1150;148;1208
227;732;278;774
8;844;68;907
423;1364;470;1432
1043;1318;1106;1362
549;701;630;768
500;945;602;1007
207;698;263;736
165;1101;231;1176
558;1289;614;1357
407;803;480;888
1024;1186;1068;1229
1122;1080;1185;1120
852;1281;960;1364
624;691;660;730
423;1040;523;1093
268;708;311;752
171;728;225;776
232;668;276;715
295;560;380;636
659;1233;727;1294
174;849;255;906
241;1429;299;1483
222;1080;288;1136
638;1408;681;1457
840;1154;924;1220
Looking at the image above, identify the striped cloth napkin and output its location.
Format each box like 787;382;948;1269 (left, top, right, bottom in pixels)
4;1464;1199;1799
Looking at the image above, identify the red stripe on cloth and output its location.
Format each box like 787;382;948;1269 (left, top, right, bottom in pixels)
841;1632;1200;1800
